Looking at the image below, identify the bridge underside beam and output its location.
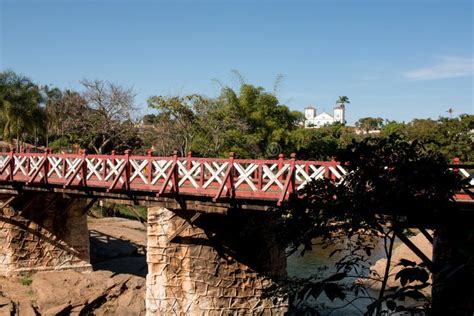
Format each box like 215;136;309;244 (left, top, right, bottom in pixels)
146;206;288;315
0;185;274;214
0;192;92;276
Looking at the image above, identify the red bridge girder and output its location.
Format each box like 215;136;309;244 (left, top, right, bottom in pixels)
0;150;472;204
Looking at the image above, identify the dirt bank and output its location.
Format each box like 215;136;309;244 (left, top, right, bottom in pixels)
0;217;147;315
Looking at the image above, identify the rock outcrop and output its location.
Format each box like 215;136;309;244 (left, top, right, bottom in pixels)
0;217;147;315
364;232;432;295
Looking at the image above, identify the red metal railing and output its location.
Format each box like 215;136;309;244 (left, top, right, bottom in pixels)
0;150;472;204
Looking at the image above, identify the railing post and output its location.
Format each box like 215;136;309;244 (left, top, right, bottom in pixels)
257;162;263;191
26;148;49;185
147;149;153;184
200;161;205;188
62;149;67;179
9;149;15;181
278;153;284;181
277;153;296;206
172;150;179;192
26;148;30;175
124;149;131;190
157;150;180;196
289;153;296;194
81;149;87;186
330;158;337;181
110;150;116;181
63;149;87;188
452;157;460;173
213;152;235;202
227;151;235;197
187;151;192;169
44;148;50;184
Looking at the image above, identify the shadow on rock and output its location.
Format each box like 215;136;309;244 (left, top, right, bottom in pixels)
90;229;148;277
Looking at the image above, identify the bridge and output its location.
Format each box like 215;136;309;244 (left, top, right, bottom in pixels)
0;150;472;315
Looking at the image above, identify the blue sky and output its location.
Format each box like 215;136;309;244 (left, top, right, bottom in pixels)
1;0;472;124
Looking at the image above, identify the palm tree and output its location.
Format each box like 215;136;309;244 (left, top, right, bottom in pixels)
337;96;350;108
0;71;46;151
446;108;454;118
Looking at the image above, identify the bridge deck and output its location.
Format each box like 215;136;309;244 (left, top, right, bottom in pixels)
0;151;472;205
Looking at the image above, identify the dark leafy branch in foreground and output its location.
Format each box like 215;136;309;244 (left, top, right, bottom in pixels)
276;136;462;315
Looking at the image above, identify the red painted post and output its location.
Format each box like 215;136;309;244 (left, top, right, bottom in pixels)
452;157;460;173
124;149;131;190
257;162;263;191
330;158;337;181
187;151;192;169
8;149;14;181
62;149;67;180
44;148;50;184
110;150;116;181
172;150;179;192
213;152;235;201
26;148;30;175
277;153;296;205
278;153;284;181
289;153;296;194
147;149;153;184
81;149;87;186
228;152;235;197
199;161;205;188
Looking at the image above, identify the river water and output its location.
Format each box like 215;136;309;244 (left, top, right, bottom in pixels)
286;238;392;315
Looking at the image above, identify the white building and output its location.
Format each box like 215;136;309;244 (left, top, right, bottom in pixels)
304;103;345;128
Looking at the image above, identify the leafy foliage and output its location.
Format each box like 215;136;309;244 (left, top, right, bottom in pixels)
0;70;46;149
278;136;462;314
146;83;302;158
356;117;384;132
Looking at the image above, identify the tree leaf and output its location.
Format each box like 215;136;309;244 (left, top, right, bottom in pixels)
386;300;397;311
403;290;426;300
398;258;417;267
323;283;346;301
324;272;347;282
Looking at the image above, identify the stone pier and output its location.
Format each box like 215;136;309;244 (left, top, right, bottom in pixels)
146;206;288;315
0;192;92;276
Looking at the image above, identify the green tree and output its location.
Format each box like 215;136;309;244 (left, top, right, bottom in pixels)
147;83;303;158
380;120;406;138
336;96;350;108
0;71;46;151
400;116;474;161
290;123;354;160
146;94;208;156
216;83;303;158
43;86;64;147
435;115;474;161
355;117;384;132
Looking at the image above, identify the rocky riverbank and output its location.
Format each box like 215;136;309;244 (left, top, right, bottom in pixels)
0;218;147;315
364;231;432;295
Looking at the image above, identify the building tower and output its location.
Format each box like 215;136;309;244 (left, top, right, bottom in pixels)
304;106;316;128
304;106;316;120
333;103;345;124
